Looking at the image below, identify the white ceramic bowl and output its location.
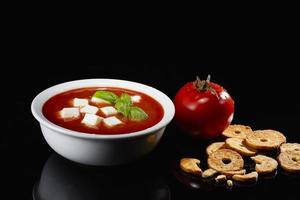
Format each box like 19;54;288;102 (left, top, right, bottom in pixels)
31;79;175;166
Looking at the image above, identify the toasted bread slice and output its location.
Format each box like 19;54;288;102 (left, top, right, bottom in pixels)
221;169;246;178
180;158;202;176
202;168;218;178
215;174;227;183
280;143;300;153
278;150;300;173
206;142;226;155
222;124;253;139
232;172;258;182
225;138;257;156
208;149;244;172
245;129;286;150
251;154;278;174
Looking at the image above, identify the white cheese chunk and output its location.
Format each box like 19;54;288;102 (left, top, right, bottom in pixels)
91;97;111;104
103;116;122;127
80;105;99;114
131;95;141;103
81;114;103;126
60;107;80;119
100;106;118;116
73;98;89;107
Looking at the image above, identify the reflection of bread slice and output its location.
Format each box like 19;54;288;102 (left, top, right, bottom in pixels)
278;150;300;173
232;172;258;182
280;143;300;153
206;142;226;155
180;158;202;176
245;129;286;150
208;149;244;172
222;124;253;139
251;154;278;174
202;168;218;178
225;138;257;156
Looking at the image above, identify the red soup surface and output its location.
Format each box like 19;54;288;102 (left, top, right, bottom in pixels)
43;87;164;135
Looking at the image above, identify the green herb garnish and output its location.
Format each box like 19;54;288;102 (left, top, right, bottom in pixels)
115;99;131;117
128;106;148;121
93;90;148;121
119;93;132;106
92;91;118;104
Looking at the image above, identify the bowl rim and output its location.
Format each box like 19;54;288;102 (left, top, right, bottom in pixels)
31;79;175;140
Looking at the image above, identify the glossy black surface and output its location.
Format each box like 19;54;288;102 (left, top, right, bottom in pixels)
2;64;299;200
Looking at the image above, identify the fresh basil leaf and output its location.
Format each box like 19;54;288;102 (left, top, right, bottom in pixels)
114;93;132;116
92;91;118;103
115;100;131;117
119;93;132;106
129;106;148;121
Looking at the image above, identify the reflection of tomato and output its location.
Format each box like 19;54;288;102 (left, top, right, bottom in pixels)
174;76;234;139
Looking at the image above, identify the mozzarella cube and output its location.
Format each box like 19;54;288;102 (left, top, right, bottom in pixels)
73;98;89;107
60;108;80;119
81;114;103;126
131;95;141;103
100;106;118;116
91;97;111;104
80;105;99;114
103;116;122;127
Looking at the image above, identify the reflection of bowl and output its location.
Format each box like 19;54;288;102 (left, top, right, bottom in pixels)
31;79;175;165
33;153;170;200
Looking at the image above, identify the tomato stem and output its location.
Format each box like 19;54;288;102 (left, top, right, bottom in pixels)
207;74;211;82
194;75;218;97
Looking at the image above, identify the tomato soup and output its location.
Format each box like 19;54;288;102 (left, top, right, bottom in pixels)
43;87;164;135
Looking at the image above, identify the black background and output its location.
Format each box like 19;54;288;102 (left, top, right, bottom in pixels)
1;63;299;200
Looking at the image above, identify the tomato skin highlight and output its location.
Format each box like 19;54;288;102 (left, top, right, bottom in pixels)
174;81;234;139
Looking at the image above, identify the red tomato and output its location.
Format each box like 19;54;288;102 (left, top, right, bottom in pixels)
174;76;234;139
